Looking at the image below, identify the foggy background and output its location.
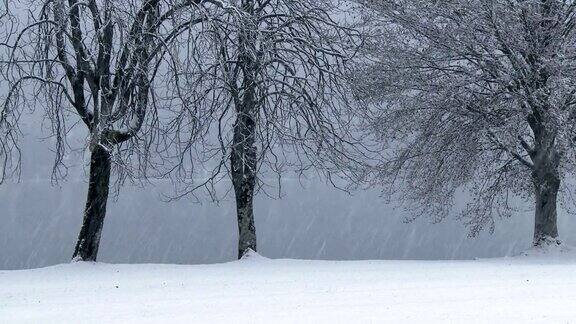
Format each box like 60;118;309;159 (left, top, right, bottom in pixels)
2;117;575;271
4;1;575;271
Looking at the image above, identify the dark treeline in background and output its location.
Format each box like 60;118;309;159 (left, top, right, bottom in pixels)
2;0;576;267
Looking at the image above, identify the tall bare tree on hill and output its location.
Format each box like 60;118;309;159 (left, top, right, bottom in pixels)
0;0;225;261
354;0;576;247
169;0;364;258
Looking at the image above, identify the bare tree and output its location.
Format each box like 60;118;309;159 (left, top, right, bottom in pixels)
169;0;364;258
0;0;226;261
353;0;576;247
0;1;20;184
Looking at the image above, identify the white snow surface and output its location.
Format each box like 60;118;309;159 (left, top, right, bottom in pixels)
2;249;576;323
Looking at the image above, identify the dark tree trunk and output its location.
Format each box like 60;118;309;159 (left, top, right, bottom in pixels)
231;0;259;259
529;123;561;247
72;144;112;261
532;169;560;247
231;112;257;259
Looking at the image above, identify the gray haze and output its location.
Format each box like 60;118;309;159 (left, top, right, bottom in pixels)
0;116;575;270
5;1;576;271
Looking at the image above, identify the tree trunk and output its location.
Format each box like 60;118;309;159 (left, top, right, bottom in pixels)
532;169;560;247
530;126;561;247
231;112;257;259
72;144;112;261
232;1;258;259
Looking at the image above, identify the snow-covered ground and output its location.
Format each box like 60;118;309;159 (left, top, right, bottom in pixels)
2;250;576;323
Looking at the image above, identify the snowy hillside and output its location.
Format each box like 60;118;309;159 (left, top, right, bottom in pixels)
2;250;576;323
